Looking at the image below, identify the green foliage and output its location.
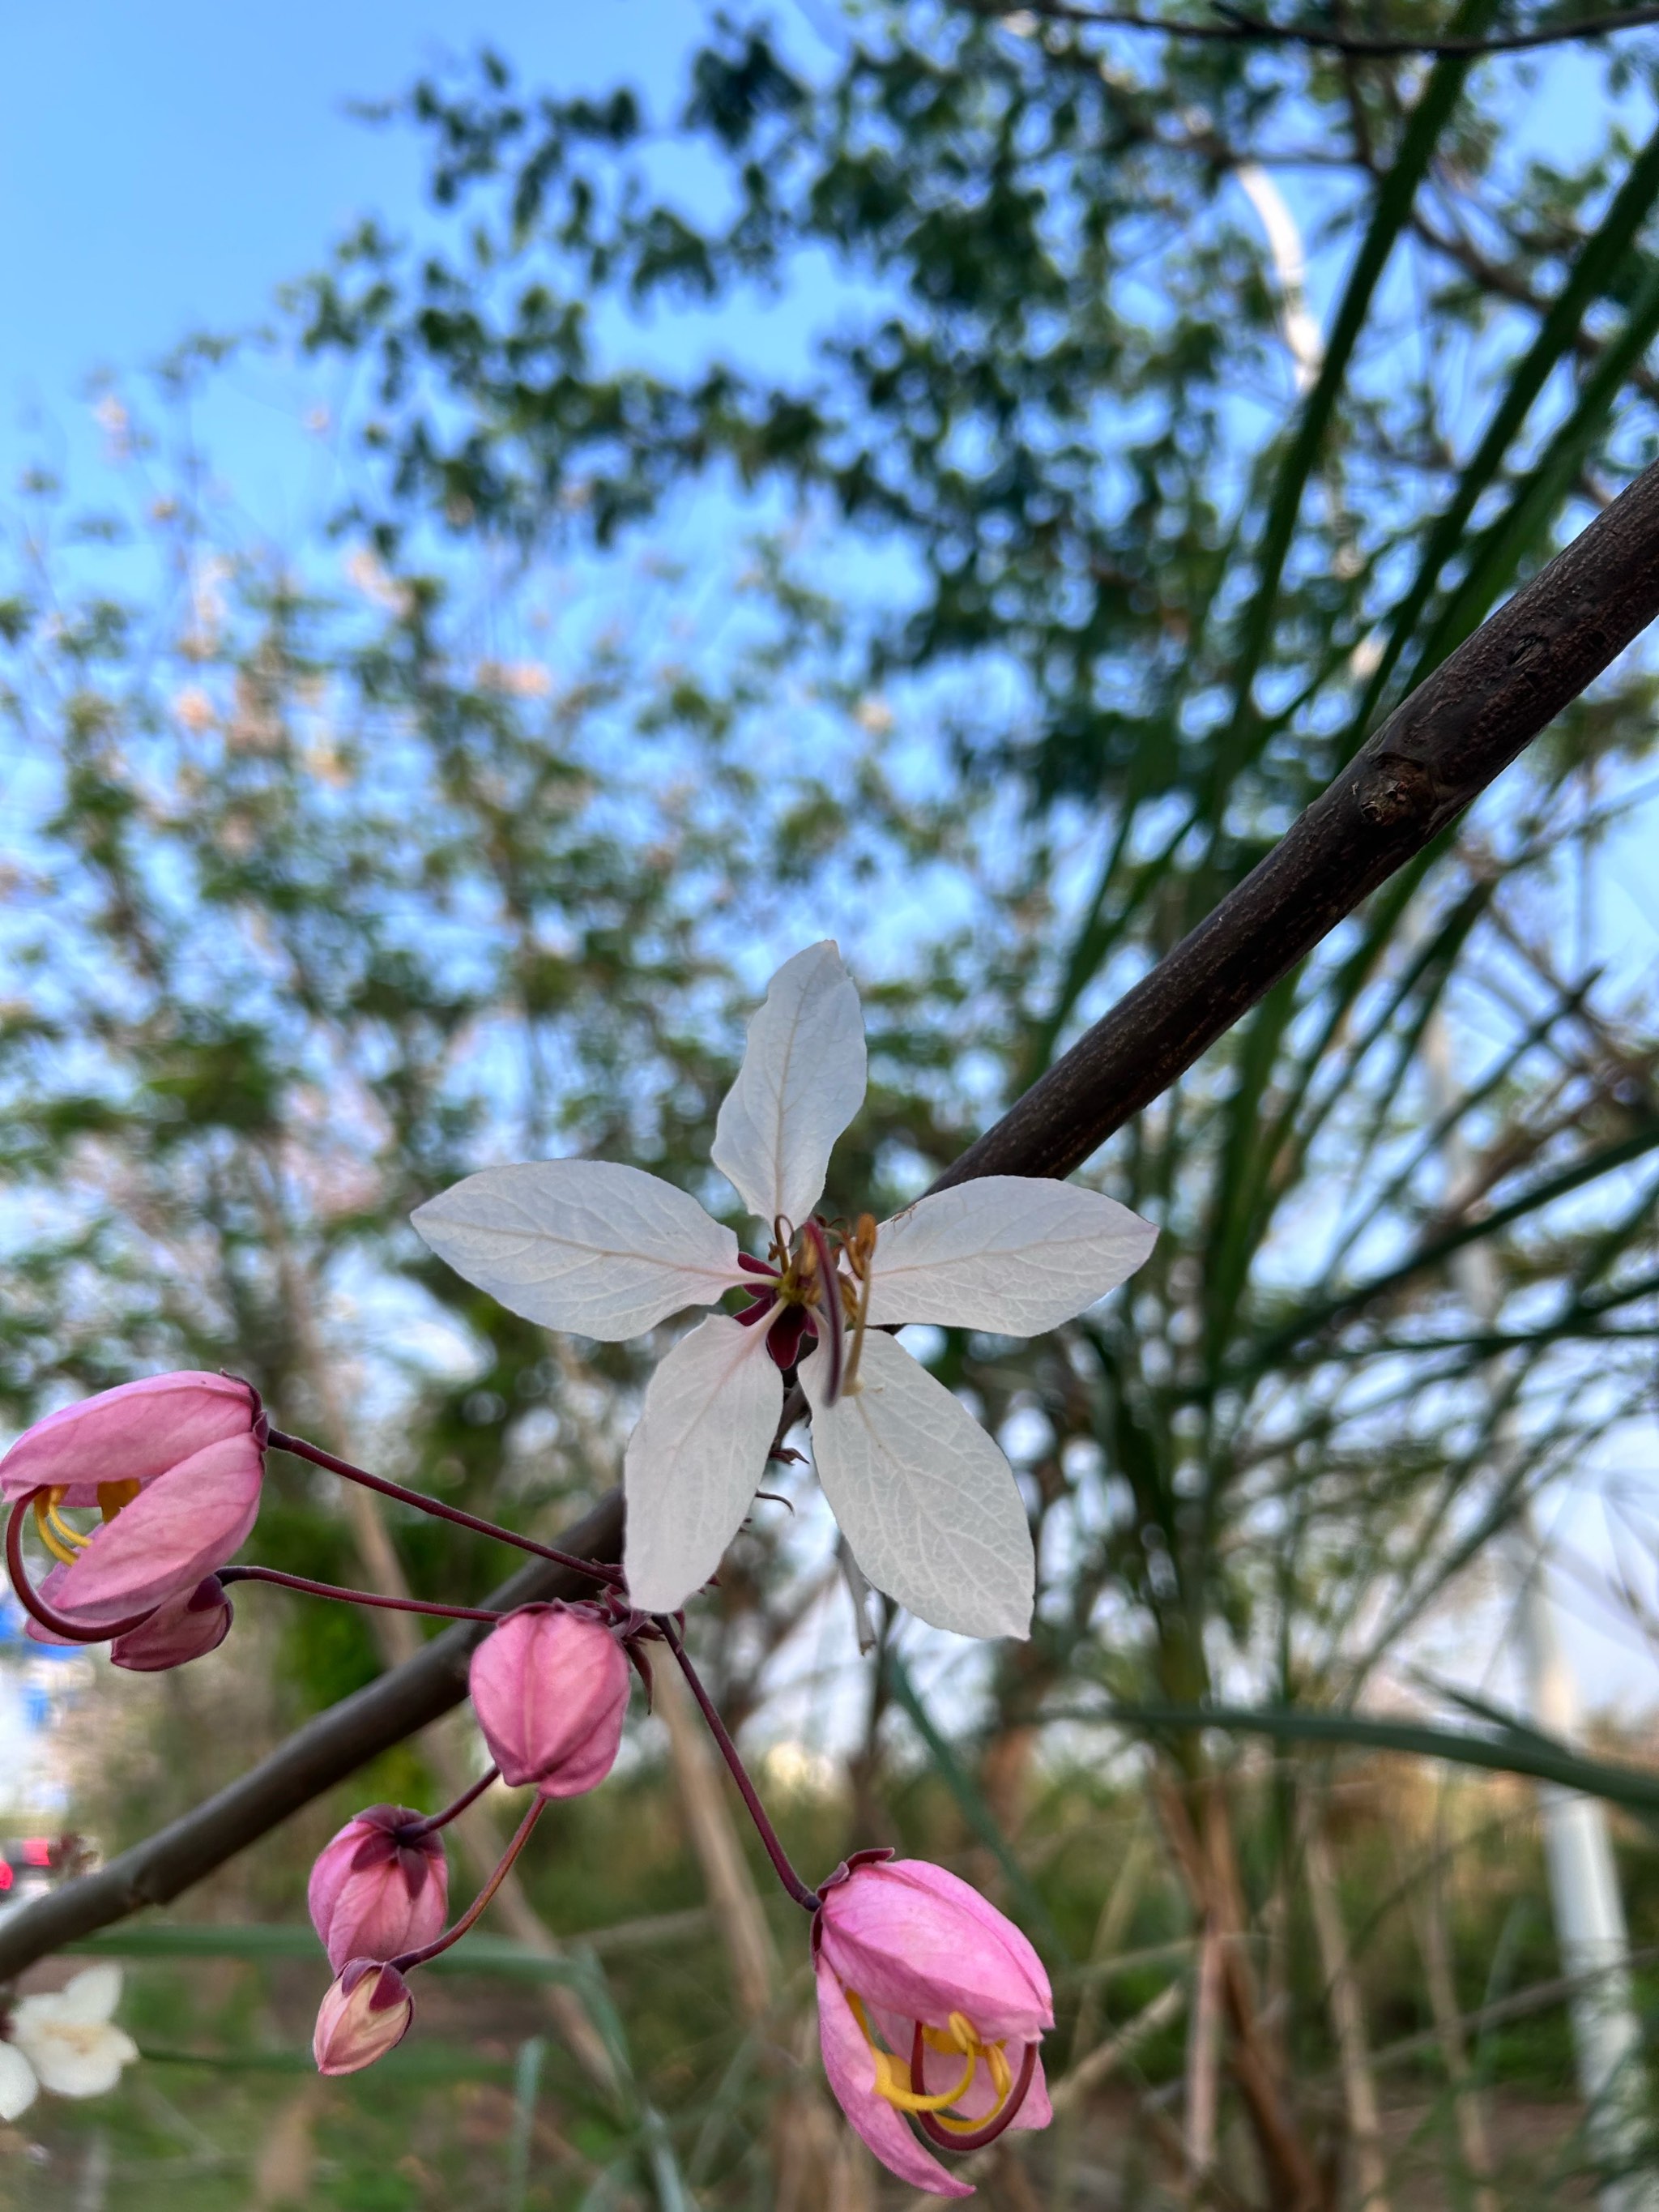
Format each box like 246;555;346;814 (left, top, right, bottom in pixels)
5;2;1659;2201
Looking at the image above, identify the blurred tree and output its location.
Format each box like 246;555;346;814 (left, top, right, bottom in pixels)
5;2;1659;2201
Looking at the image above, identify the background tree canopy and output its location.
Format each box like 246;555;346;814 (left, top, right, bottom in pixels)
2;3;1659;2206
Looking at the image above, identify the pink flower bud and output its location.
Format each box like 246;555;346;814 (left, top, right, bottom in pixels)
468;1603;629;1796
309;1807;449;1972
2;1375;267;1629
313;1959;414;2077
109;1577;234;1672
812;1852;1053;2197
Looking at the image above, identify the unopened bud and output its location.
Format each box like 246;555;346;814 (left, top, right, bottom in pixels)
110;1577;234;1672
309;1807;448;1971
468;1603;629;1797
313;1959;414;2076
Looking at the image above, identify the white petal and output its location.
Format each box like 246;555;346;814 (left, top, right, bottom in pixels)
18;2022;137;2099
864;1176;1157;1334
711;942;865;1228
623;1316;783;1613
803;1331;1034;1640
413;1159;743;1340
0;2043;37;2120
11;1965;122;2038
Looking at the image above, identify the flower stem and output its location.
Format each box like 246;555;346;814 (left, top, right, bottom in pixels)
659;1618;821;1914
4;1495;156;1643
264;1430;624;1586
216;1563;504;1623
390;1793;547;1971
397;1767;500;1839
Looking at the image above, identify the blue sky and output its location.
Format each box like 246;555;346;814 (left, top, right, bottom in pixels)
0;0;817;490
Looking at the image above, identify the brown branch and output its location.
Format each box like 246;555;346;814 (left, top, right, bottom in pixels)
936;453;1659;1189
9;458;1659;1983
984;0;1659;53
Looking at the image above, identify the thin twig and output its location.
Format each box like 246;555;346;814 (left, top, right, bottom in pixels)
983;0;1659;53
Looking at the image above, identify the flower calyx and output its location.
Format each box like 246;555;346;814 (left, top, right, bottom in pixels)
735;1211;878;1401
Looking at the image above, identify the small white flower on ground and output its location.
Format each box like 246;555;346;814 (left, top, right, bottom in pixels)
0;2039;37;2120
414;942;1157;1639
6;1964;139;2102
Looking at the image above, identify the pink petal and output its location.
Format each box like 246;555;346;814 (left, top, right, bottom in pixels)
313;1961;413;2076
53;1434;263;1626
468;1605;629;1796
110;1578;233;1672
817;1860;1051;2043
309;1812;448;1971
1;1373;258;1507
815;1956;972;2198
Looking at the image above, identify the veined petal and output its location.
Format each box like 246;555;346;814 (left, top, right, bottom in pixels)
53;1434;263;1627
803;1333;1033;1641
623;1315;783;1613
0;1371;258;1509
711;942;865;1228
864;1178;1157;1335
815;1958;973;2198
413;1160;744;1341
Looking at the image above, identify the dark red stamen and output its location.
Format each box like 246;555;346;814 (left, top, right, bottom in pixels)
906;2022;1038;2154
5;1495;160;1643
737;1253;779;1277
736;1287;779;1328
801;1218;845;1399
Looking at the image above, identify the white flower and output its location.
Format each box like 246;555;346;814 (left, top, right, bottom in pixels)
0;2039;36;2120
414;942;1156;1639
3;1965;139;2108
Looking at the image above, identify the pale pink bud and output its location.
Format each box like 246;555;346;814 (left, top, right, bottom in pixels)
2;1373;265;1629
468;1603;629;1796
109;1577;233;1672
309;1807;448;1971
312;1959;414;2077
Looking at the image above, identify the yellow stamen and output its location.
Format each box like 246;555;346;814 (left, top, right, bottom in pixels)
839;1215;878;1396
846;1992;1019;2133
33;1492;87;1567
97;1479;141;1522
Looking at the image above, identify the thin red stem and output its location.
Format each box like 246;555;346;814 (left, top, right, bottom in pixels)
660;1618;820;1913
216;1563;503;1623
265;1431;623;1586
4;1494;158;1643
397;1767;499;1839
390;1793;546;1971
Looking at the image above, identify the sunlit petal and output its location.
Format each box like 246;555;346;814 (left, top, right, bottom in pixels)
623;1315;783;1613
803;1332;1034;1640
413;1159;744;1340
864;1177;1157;1334
710;942;866;1227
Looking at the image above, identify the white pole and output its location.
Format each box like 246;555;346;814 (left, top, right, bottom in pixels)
1423;1015;1654;2210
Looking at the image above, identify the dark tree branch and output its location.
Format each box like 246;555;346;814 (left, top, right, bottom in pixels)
935;456;1659;1190
8;457;1659;1980
982;0;1659;53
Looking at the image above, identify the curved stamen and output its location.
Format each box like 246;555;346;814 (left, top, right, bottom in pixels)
800;1217;845;1401
847;1994;978;2112
6;1492;160;1642
34;1492;89;1565
911;2022;1038;2151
